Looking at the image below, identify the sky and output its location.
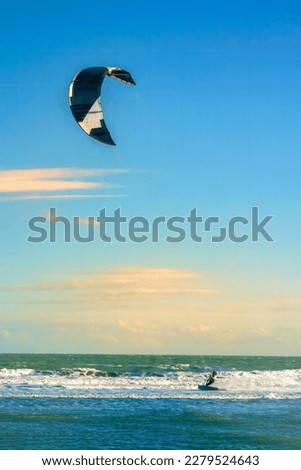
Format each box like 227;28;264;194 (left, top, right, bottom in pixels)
0;1;301;354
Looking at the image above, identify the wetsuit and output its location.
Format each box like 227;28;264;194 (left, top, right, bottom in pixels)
205;372;217;387
205;376;215;386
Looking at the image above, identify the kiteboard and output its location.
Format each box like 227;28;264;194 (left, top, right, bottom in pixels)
198;384;220;391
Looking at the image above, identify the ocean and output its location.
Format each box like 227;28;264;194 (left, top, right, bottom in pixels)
0;354;300;450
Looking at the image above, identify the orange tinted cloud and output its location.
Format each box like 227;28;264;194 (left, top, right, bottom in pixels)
0;266;219;300
0;167;128;196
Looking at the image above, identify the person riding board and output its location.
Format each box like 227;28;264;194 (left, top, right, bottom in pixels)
205;371;217;387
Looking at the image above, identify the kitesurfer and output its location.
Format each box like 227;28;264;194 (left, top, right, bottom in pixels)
205;371;217;387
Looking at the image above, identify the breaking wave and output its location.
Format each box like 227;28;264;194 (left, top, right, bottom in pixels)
1;367;301;400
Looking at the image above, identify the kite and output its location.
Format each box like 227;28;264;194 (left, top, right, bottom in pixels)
68;66;135;145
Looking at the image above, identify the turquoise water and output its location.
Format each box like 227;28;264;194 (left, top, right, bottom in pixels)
0;354;300;450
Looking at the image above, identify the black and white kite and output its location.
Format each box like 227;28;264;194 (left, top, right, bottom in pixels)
68;66;136;145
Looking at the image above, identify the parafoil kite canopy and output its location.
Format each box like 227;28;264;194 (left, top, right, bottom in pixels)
68;66;136;145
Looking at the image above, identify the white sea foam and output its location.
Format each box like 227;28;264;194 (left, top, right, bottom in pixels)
0;367;300;400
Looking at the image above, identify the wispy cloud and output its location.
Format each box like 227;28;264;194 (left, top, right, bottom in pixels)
99;267;218;298
0;194;126;201
47;210;100;226
0;167;128;200
0;266;219;300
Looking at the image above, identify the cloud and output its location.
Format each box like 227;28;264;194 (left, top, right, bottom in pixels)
0;167;128;200
2;267;300;354
0;266;219;301
0;194;125;201
118;318;156;335
98;267;218;298
181;323;216;333
0;329;11;338
47;209;100;227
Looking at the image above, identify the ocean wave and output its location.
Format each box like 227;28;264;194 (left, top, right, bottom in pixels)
1;387;301;401
0;366;301;400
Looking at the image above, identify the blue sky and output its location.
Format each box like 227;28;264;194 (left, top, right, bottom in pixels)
0;1;301;354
